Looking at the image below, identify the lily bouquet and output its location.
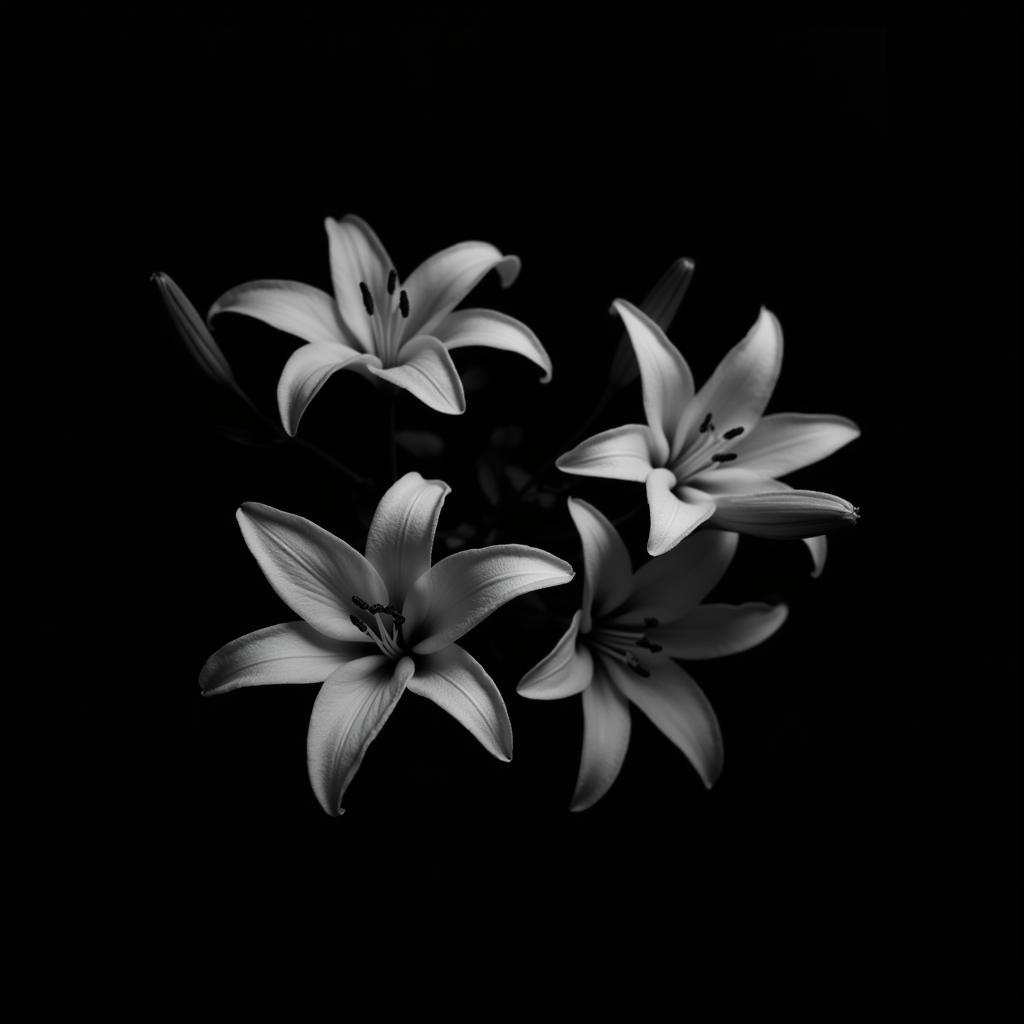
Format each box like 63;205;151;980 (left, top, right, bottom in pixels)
159;213;859;816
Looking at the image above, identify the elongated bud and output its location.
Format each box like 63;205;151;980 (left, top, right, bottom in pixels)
609;258;695;390
711;490;859;539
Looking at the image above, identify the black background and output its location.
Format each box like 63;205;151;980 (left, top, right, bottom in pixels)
109;13;1017;989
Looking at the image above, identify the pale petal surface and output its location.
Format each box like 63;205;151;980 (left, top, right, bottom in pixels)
645;468;715;555
572;666;632;812
365;472;450;606
804;535;828;578
368;335;466;414
557;423;665;481
407;644;513;761
710;489;858;538
237;503;388;640
438;308;552;382
325;215;393;352
276;344;379;436
651;602;789;660
517;611;594;700
403;545;574;654
306;655;412;816
730;413;860;478
567;498;633;630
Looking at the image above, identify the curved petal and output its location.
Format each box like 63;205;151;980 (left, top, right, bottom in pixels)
407;643;513;761
645;468;715;556
236;502;388;640
556;423;666;482
364;472;451;607
208;279;355;351
730;413;860;478
325;215;393;353
608;529;738;626
435;308;552;383
403;545;575;655
572;663;632;811
651;602;789;660
804;535;827;578
710;489;858;538
567;498;633;631
517;611;594;700
613;299;695;459
199;621;367;694
277;344;379;436
607;656;723;788
367;335;466;414
401;241;521;340
306;654;412;816
685;466;776;496
676;306;783;448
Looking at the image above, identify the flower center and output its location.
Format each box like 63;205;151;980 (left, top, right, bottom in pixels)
359;271;410;366
350;595;407;658
587;617;662;678
671;410;745;481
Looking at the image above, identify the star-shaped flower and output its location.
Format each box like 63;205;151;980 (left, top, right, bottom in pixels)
518;499;788;810
208;215;552;434
200;472;574;815
557;300;860;563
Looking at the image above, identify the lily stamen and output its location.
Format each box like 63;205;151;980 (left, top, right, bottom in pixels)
387;269;397;295
399;289;410;319
352;595;405;657
359;281;375;317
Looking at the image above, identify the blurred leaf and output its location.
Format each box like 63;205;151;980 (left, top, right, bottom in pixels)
395;429;445;458
504;464;531;491
491;424;524;451
477;453;502;506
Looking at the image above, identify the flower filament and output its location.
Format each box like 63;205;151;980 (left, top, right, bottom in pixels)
359;271;411;366
350;594;406;658
672;409;746;480
586;618;662;677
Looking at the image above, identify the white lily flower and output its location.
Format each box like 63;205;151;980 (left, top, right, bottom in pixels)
518;499;788;811
208;215;552;434
556;300;860;564
200;471;574;816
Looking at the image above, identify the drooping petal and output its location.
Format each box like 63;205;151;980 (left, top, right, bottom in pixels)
236;503;388;640
572;664;632;811
676;306;783;450
804;535;828;578
517;611;594;700
199;621;368;695
364;472;450;606
556;423;666;481
613;299;695;460
608;528;738;626
435;308;552;383
306;654;412;816
208;279;356;350
729;413;860;478
401;241;521;341
710;489;858;538
277;344;380;436
645;468;715;556
325;215;394;353
607;656;723;789
367;335;466;414
403;545;574;655
407;643;513;761
651;602;789;660
567;498;633;631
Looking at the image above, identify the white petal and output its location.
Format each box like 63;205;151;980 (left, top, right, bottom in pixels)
407;644;513;761
364;472;450;606
710;489;858;538
199;621;366;694
556;423;666;481
277;344;379;436
403;545;574;655
613;299;695;459
651;602;789;660
571;665;632;811
367;335;466;414
567;498;633;631
325;215;393;352
645;468;715;556
306;655;411;816
236;502;388;640
804;535;827;577
684;466;775;496
517;611;594;700
208;279;356;350
436;308;552;382
401;241;520;341
609;529;738;626
607;656;723;788
730;413;860;478
677;307;783;449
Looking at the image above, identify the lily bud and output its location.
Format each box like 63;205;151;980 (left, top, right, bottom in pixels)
711;490;859;539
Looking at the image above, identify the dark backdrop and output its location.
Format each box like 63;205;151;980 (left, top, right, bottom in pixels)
116;14;1017;986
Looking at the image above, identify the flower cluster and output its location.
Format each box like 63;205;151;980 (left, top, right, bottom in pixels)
159;214;859;816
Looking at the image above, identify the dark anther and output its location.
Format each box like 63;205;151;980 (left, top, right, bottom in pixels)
644;617;659;628
367;603;387;615
349;614;369;632
711;453;738;463
633;665;651;678
352;595;370;610
399;289;410;318
359;281;375;316
387;269;397;295
385;605;405;624
699;413;713;433
722;426;745;440
637;638;662;653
